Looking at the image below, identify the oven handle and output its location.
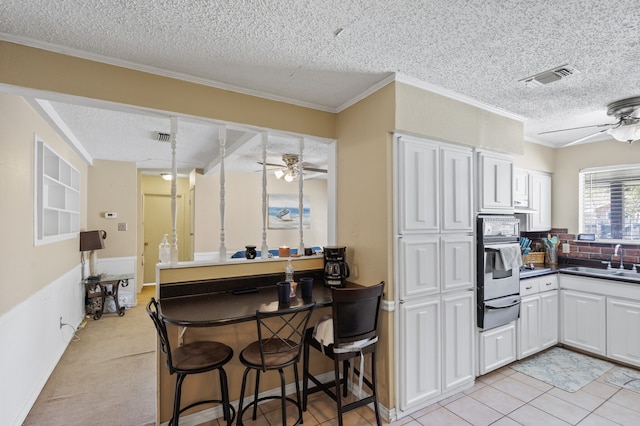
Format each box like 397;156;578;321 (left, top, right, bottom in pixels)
484;296;521;310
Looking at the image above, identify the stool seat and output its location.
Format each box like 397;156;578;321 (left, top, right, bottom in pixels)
172;341;233;372
239;339;299;368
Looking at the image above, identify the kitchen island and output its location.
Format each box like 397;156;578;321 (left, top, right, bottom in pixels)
154;256;335;424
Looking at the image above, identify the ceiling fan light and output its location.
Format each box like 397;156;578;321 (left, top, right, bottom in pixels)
608;124;640;143
274;169;285;179
284;172;294;182
161;173;173;181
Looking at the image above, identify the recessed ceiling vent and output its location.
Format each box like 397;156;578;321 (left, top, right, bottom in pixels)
156;132;171;142
520;64;580;88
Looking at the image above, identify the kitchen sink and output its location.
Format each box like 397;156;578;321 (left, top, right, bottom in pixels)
561;266;640;282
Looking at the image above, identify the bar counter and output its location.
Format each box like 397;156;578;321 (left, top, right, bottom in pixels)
159;279;332;327
154;256;334;424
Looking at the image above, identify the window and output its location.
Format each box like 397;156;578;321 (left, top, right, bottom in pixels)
580;165;640;240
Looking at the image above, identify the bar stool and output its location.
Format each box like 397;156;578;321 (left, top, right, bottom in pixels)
146;298;235;426
302;282;384;426
236;302;316;426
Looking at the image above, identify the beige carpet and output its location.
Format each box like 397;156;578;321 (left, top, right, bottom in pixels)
23;286;157;426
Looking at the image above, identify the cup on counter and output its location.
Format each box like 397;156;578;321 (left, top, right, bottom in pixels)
289;281;298;297
277;281;291;304
300;277;313;299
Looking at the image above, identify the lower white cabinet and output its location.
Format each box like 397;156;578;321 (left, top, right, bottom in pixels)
398;291;474;411
478;321;517;375
442;291;475;391
560;289;606;356
607;297;640;366
517;275;558;359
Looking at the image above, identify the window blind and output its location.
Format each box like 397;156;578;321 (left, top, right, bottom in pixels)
581;165;640;240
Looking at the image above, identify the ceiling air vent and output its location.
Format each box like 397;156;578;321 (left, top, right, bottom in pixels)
156;132;171;142
519;64;580;88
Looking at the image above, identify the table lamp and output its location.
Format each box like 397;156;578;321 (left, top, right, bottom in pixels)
80;230;105;279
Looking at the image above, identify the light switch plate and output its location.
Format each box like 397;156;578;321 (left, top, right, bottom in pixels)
562;243;570;253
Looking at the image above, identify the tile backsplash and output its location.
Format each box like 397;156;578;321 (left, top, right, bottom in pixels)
521;228;640;268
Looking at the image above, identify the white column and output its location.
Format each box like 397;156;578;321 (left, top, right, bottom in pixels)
169;117;179;263
298;137;305;255
218;125;227;260
261;132;269;258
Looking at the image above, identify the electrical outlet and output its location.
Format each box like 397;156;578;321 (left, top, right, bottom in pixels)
562;243;570;254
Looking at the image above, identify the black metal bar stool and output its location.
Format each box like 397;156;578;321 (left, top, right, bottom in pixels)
147;298;235;426
236;302;316;426
302;282;384;426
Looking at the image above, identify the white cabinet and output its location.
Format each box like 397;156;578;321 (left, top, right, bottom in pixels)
443;291;474;392
477;151;513;213
513;168;551;231
397;136;473;234
395;134;475;414
478;321;517;375
399;297;441;408
398;137;440;233
513;169;529;209
607;298;640;367
441;235;474;293
441;146;473;232
560;289;606;356
517;275;558;359
528;172;552;231
399;291;475;410
398;235;440;299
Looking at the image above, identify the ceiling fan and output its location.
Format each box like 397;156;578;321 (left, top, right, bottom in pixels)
258;154;327;182
540;96;640;147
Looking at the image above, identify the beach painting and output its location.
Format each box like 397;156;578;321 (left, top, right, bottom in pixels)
268;194;310;229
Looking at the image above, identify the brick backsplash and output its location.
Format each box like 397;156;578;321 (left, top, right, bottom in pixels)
520;228;640;268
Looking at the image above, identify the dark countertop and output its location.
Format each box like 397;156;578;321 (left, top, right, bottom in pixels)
520;260;640;285
159;280;333;327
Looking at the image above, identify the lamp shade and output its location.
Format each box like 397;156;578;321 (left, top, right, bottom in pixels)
80;230;105;252
608;124;640;143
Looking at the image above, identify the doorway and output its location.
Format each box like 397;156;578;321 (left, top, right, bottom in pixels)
143;192;186;284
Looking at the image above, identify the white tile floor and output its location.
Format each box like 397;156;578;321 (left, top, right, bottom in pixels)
206;360;640;426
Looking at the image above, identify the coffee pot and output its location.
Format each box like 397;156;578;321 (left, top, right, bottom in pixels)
323;246;350;287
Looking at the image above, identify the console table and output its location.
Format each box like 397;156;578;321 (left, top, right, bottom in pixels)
84;273;134;319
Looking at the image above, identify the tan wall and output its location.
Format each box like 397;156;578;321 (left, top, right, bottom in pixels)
395;82;525;154
0;41;335;139
88;160;138;256
336;82;396;408
513;141;556;173
194;172;328;254
554;139;640;234
0;93;87;316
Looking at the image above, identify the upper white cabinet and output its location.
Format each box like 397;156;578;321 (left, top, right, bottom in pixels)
398;137;440;233
529;172;552;231
441;146;474;232
514;168;551;231
397;136;473;234
35;136;80;244
477;151;513;213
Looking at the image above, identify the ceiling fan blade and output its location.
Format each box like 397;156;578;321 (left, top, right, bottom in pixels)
539;122;616;135
301;166;327;173
561;128;610;147
256;161;286;168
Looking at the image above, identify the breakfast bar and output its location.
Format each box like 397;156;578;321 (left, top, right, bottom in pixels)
154;256;335;424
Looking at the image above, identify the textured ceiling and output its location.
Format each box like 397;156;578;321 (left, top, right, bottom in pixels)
2;0;640;169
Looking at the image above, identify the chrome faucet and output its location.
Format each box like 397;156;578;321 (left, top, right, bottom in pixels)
614;244;624;270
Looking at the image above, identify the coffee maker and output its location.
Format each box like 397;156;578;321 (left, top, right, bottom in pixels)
323;246;350;287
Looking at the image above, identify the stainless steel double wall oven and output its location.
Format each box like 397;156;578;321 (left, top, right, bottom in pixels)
476;215;521;330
